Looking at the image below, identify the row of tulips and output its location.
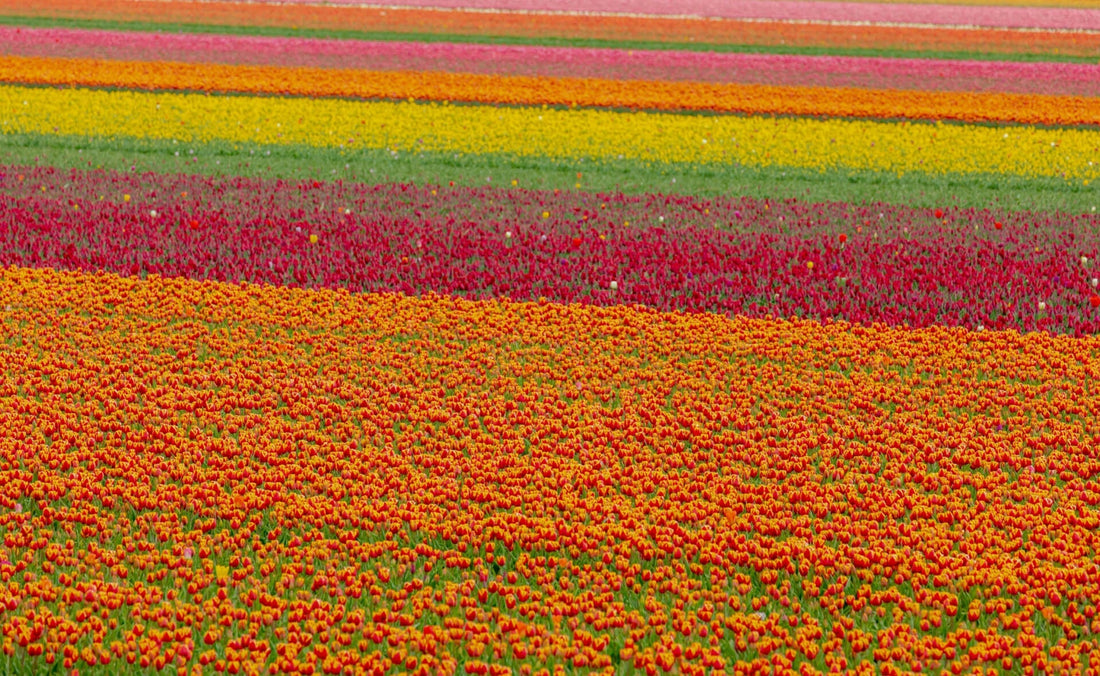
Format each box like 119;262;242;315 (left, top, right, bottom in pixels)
4;0;1099;58
4;167;1100;335
8;27;1100;98
2;266;1100;675
209;0;1100;30
7;54;1100;127
5;85;1100;180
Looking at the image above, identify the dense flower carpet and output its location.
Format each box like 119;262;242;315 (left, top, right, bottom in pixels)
2;1;1100;675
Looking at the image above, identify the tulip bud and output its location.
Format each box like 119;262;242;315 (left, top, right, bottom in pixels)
505;231;512;239
1091;278;1098;288
1083;256;1090;266
609;281;618;290
1039;301;1047;311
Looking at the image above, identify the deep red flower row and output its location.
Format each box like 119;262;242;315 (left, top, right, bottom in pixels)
3;166;1100;335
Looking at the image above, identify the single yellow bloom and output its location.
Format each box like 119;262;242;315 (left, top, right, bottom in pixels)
309;234;319;244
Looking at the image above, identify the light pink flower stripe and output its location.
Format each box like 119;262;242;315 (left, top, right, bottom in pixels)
229;0;1100;31
5;26;1100;97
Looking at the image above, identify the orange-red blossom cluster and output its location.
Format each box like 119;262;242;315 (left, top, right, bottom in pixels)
1;266;1100;675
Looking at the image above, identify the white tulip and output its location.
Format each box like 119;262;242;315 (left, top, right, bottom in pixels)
505;231;512;238
1039;301;1047;311
609;281;618;290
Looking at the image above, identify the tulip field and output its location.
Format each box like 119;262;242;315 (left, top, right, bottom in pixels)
4;1;1100;675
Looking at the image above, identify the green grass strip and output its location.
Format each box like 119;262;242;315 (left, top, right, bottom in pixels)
0;14;1094;64
3;131;1096;214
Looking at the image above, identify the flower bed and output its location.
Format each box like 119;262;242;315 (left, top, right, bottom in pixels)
7;54;1100;126
7;28;1100;97
2;0;1099;674
4;85;1100;181
2;266;1099;675
5;0;1100;57
4;168;1100;335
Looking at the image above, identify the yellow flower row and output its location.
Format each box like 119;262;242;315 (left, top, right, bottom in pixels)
2;84;1099;179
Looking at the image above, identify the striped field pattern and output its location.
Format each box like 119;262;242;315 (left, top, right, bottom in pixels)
2;2;1100;676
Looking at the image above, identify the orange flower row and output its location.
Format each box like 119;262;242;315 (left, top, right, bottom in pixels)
2;266;1100;674
3;0;1099;57
4;54;1099;127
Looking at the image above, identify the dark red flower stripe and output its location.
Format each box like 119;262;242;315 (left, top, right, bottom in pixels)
3;166;1100;335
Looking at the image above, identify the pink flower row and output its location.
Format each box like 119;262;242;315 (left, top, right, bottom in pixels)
5;27;1100;97
4;166;1100;336
234;0;1100;31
